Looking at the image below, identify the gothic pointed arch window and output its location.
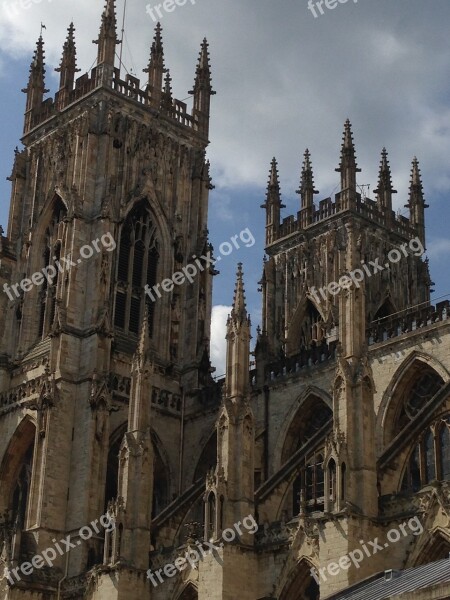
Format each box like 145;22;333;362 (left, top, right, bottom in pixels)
38;198;67;338
391;367;444;439
114;201;159;336
0;418;36;561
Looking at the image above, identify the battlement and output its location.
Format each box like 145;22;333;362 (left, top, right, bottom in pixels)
276;193;418;242
25;67;200;135
22;3;213;138
263;124;426;249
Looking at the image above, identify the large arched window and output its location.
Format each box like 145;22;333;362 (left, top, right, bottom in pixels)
279;561;319;600
281;394;331;517
0;419;36;561
114;202;159;336
38;198;67;338
401;416;450;492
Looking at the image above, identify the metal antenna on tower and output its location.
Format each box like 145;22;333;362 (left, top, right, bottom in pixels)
118;0;128;75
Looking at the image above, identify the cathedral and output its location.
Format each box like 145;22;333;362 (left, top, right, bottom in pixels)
0;1;450;598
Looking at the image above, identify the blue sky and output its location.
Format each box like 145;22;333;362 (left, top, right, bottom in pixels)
1;0;450;374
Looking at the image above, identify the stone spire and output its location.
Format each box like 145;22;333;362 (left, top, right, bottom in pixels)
226;264;251;400
144;22;165;108
55;23;80;110
190;38;215;136
298;149;319;209
374;148;397;218
261;158;285;245
336;119;361;204
406;157;428;246
93;0;119;85
22;36;48;133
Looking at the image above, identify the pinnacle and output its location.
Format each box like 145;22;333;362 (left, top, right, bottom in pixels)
22;35;48;94
56;22;79;76
153;22;164;53
298;148;319;199
230;263;248;323
268;157;280;188
144;23;165;76
411;156;423;190
374;147;396;194
336;118;361;174
190;38;214;94
164;70;172;95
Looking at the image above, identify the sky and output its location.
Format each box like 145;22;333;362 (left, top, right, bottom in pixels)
1;0;450;376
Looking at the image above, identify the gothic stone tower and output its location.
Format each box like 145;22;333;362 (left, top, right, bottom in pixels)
0;2;216;598
251;121;450;599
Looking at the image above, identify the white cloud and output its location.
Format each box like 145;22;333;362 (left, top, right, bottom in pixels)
210;305;230;378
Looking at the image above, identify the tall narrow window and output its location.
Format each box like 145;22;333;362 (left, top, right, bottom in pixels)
328;459;336;503
410;445;421;492
440;425;450;481
206;493;216;540
38;199;67;339
114;202;159;336
424;430;436;484
341;462;346;502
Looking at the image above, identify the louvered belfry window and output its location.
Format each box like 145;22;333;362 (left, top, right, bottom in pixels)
114;202;159;335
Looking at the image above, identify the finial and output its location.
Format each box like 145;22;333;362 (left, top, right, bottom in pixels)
374;147;397;210
229;263;249;325
93;0;119;69
161;70;173;113
22;35;49;132
144;23;166;106
297;148;319;209
188;38;215;136
335;119;361;194
55;23;80;93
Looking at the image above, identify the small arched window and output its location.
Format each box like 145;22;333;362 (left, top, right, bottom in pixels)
114;202;159;336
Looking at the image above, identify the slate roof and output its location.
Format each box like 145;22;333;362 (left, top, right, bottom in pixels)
324;557;450;600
